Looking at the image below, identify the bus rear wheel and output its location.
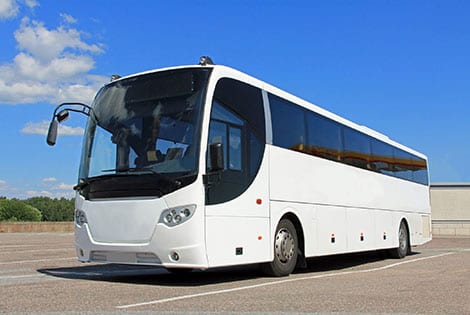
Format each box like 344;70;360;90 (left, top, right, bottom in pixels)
262;219;298;277
389;221;409;259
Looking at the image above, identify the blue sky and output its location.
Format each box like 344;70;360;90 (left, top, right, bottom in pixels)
0;0;469;198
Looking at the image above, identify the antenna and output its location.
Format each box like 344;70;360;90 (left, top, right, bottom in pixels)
199;56;214;66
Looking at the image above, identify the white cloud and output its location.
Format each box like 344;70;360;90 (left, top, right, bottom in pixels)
60;13;76;24
25;190;59;198
21;120;84;136
1;177;75;199
25;190;39;196
24;0;38;9
0;181;20;198
58;124;85;136
57;183;74;190
0;0;18;19
13;52;95;82
26;189;73;198
20;121;49;135
0;0;38;20
0;14;107;105
0;78;54;104
15;18;103;62
42;177;57;182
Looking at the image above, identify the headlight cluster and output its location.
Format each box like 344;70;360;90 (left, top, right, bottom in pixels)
159;205;196;227
75;209;88;226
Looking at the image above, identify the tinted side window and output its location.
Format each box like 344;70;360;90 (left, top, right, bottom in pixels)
393;148;413;181
207;102;243;171
370;139;394;175
206;78;266;205
393;148;428;185
266;93;428;185
269;94;306;152
411;156;428;185
343;127;371;170
213;78;265;140
306;112;342;161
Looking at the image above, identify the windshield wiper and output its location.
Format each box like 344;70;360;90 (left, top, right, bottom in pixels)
101;167;182;188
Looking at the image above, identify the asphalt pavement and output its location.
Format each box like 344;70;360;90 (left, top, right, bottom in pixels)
0;233;469;314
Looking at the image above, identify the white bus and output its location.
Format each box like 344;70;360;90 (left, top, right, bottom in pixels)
48;57;431;276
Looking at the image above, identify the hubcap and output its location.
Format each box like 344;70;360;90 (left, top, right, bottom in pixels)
275;228;295;264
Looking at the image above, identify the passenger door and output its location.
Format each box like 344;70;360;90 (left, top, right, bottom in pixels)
204;78;271;267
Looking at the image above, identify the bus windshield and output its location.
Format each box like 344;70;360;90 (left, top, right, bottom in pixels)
78;68;211;199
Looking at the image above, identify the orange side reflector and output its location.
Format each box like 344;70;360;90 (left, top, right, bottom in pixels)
258;236;262;240
256;199;262;205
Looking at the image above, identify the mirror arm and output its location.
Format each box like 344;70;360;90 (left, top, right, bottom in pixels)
47;102;97;147
52;102;99;124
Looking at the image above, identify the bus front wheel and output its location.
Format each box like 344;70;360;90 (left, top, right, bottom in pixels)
262;219;298;277
389;221;409;259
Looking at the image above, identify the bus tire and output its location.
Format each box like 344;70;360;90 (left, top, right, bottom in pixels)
389;221;409;259
262;219;298;277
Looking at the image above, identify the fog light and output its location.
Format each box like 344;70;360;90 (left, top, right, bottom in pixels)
171;252;180;261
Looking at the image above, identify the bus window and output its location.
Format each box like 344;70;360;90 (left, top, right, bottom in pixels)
393;148;414;181
206;78;265;205
207;102;243;172
306;112;342;161
370;139;394;175
229;127;242;171
269;94;306;152
343;127;371;170
412;156;428;185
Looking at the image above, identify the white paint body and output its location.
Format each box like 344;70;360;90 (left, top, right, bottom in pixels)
75;64;431;269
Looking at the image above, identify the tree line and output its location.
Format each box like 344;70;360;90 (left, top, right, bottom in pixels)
0;196;74;222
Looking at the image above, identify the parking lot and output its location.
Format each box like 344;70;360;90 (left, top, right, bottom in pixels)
0;233;469;314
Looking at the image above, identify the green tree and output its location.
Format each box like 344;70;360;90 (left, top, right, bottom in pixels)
0;199;41;221
24;196;74;221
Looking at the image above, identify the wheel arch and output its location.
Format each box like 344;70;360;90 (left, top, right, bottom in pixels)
279;212;307;268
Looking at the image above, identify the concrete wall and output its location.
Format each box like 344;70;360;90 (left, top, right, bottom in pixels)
431;183;470;237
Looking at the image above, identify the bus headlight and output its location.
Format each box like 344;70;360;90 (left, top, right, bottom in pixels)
75;209;88;226
159;205;196;227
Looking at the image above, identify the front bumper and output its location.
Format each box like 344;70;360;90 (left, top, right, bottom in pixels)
75;223;209;269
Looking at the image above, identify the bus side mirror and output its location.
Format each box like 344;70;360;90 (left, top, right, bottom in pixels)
46;120;58;146
46;109;70;146
209;142;224;172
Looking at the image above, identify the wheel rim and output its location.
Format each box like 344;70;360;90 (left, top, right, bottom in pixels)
275;228;295;264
